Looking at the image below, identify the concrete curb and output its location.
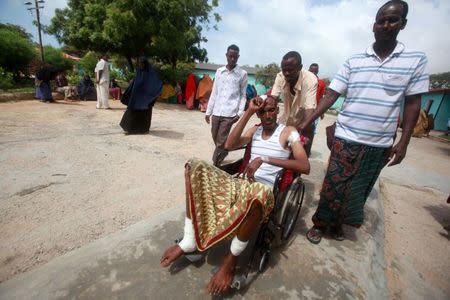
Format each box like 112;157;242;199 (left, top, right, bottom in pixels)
0;92;35;102
0;161;389;299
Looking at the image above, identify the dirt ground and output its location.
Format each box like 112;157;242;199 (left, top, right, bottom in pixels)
0;99;245;283
0;98;449;298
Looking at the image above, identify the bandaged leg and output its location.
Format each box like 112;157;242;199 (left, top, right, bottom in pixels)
230;236;249;256
178;217;197;253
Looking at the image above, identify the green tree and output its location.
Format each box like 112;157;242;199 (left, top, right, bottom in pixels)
255;63;280;88
43;46;74;72
78;51;98;78
0;24;36;79
430;72;450;89
45;0;220;70
0;23;33;42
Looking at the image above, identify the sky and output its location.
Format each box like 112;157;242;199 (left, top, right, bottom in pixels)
1;0;449;78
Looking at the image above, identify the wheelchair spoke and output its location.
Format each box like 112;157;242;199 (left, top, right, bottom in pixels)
281;180;305;241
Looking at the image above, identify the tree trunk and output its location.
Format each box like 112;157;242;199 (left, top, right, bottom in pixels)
126;55;134;73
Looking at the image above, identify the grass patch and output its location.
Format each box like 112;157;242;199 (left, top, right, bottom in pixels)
438;134;450;141
0;87;35;93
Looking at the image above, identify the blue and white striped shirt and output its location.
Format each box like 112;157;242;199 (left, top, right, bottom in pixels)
330;42;429;147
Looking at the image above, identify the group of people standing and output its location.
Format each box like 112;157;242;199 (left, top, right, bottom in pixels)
161;0;429;295
34;55;120;104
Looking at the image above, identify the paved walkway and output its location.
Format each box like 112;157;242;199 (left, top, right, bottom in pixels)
0;159;388;299
0;101;448;299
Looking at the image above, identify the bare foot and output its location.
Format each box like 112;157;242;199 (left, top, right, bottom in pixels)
206;253;238;296
160;245;184;267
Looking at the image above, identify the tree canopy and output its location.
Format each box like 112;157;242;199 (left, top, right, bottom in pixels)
42;46;74;72
45;0;220;69
255;63;280;88
0;23;36;77
430;72;450;89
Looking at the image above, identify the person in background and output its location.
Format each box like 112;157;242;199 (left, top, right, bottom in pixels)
174;82;183;104
94;54;111;109
36;65;57;103
55;71;75;100
196;74;213;112
119;56;162;134
205;44;248;166
245;83;258;110
446;118;450;136
185;73;197;109
308;63;326;150
109;78;122;100
77;74;97;101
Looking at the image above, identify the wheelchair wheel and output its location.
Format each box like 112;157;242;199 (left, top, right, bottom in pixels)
258;250;270;273
278;178;305;241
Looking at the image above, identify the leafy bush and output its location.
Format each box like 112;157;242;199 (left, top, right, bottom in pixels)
255;63;280;88
0;25;36;78
67;71;82;86
43;45;73;72
0;67;14;90
119;69;135;83
154;61;194;85
110;68;122;81
78;51;98;78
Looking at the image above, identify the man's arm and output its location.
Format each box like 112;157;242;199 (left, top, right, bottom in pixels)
97;70;103;84
388;94;421;166
235;71;248;121
297;76;317;140
299;89;341;131
300;109;315;137
205;71;219;124
270;73;283;98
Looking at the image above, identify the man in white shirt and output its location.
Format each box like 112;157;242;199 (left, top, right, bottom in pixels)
205;44;248;166
94;55;111;109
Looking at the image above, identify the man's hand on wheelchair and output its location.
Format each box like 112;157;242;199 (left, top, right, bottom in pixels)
242;158;263;183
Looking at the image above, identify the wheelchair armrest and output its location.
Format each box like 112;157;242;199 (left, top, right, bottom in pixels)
219;158;244;175
273;169;299;197
272;169;284;196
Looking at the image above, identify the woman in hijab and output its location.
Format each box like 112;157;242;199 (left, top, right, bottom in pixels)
77;74;97;101
120;56;162;134
36;65;57;102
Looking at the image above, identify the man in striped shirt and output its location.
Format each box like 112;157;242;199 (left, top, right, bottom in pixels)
299;0;429;244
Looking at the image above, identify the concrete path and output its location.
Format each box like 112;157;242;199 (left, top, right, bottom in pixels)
0;158;388;299
0;100;448;299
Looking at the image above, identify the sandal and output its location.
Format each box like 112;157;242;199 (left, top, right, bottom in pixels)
331;226;345;241
306;226;323;244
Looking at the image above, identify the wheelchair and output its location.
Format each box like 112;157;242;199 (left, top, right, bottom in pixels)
218;141;306;289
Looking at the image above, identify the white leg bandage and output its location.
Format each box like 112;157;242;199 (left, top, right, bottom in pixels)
178;217;197;253
230;236;249;256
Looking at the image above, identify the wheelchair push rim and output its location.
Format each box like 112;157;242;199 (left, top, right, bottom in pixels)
275;177;305;241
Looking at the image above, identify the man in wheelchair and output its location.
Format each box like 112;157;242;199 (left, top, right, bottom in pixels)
160;95;310;295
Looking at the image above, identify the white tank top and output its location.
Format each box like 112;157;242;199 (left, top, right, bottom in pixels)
250;124;291;187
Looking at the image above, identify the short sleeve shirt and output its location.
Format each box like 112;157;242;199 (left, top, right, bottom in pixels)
95;59;110;84
271;69;317;128
329;42;429;147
